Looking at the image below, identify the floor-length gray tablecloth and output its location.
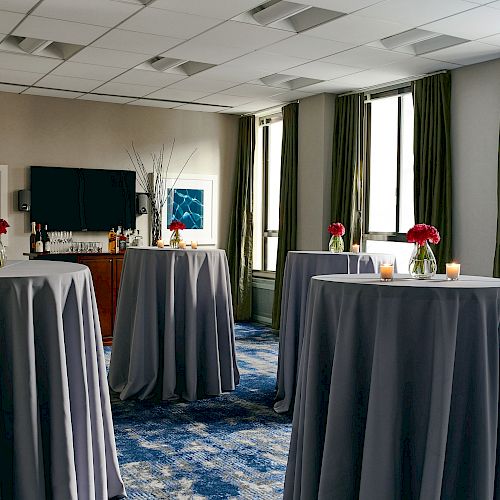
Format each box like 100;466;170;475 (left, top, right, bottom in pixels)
284;274;500;500
0;260;126;500
109;247;239;401
275;252;395;414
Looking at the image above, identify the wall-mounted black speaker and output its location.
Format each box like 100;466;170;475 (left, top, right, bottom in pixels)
136;193;148;215
18;189;31;211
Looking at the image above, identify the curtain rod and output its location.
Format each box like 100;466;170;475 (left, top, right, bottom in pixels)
240;100;299;118
337;69;449;97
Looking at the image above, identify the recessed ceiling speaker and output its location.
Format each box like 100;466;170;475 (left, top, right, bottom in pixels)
18;189;31;211
136;193;148;215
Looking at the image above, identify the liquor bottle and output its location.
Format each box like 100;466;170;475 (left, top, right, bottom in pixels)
35;223;43;253
30;222;36;253
119;230;127;253
43;224;51;253
116;226;122;254
108;228;116;254
134;229;143;247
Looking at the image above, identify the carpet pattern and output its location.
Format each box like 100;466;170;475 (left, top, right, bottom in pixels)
105;323;292;499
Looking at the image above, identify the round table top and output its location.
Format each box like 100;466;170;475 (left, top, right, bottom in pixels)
127;246;224;254
0;260;88;278
313;273;500;289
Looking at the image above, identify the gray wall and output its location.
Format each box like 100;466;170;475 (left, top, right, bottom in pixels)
451;58;500;276
0;92;238;259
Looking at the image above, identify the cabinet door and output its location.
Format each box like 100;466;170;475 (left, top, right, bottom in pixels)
79;256;114;341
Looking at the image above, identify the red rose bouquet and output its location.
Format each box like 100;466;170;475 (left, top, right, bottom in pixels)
327;222;345;237
406;224;440;246
0;219;9;235
168;220;186;231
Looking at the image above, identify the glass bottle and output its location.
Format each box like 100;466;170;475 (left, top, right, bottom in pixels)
30;221;36;253
35;223;43;253
108;228;116;254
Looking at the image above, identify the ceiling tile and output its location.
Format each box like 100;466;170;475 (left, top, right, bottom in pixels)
383;56;461;76
298;0;389;13
221;83;284;98
194;62;270;83
93;80;162;97
322;46;414;69
332;67;410;89
78;94;134;104
0;0;38;13
120;7;220;39
423;6;500;39
24;87;83;98
176;103;229;112
463;0;498;4
0;67;44;85
52;61;125;81
145;87;208;101
151;0;264;20
93;29;181;55
70;47;149;69
168;76;239;93
0;51;61;72
219;99;279;113
32;0;142;28
488;1;500;8
189;21;292;51
305;14;412;44
298;79;351;93
289;61;361;79
356;0;475;26
0;82;27;92
36;74;104;92
195;93;253;106
113;68;185;86
423;40;500;64
479;34;500;46
228;51;309;73
264;35;353;59
160;39;252;64
128;98;180;108
13;15;108;45
268;89;315;101
0;10;24;32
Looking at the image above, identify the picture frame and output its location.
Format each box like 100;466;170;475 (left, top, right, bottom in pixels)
161;174;218;245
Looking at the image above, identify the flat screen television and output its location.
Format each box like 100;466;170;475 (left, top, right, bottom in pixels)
30;166;136;231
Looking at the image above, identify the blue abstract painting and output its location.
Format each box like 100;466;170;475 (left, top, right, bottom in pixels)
168;188;204;229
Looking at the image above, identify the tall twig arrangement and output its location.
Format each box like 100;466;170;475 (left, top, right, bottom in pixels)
127;140;197;244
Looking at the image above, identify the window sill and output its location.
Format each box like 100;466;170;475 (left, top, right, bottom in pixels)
252;270;276;280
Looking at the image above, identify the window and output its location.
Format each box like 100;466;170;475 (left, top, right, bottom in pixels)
253;114;283;273
363;88;415;271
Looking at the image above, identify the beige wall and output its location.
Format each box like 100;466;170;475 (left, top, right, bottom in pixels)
451;58;500;276
0;92;238;259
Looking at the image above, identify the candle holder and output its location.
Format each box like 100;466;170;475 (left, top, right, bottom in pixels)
379;257;395;282
446;262;460;281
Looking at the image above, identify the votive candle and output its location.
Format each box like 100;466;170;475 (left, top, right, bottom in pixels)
351;244;360;254
446;262;460;280
178;240;187;249
380;264;394;281
191;240;198;249
156;239;164;248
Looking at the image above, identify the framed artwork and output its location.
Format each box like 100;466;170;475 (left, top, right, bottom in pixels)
161;174;218;245
0;165;8;246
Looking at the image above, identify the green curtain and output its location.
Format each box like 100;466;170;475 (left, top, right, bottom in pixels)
227;115;255;321
331;94;363;248
413;72;453;273
494;128;500;277
271;103;299;330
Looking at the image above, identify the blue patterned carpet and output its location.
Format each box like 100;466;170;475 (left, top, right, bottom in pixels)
105;323;292;499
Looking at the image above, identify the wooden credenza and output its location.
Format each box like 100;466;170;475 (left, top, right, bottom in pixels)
26;252;124;345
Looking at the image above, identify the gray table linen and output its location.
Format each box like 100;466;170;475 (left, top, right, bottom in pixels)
284;274;500;500
275;252;395;414
0;260;126;500
109;247;239;401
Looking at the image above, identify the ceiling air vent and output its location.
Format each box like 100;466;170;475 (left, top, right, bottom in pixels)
140;57;216;76
260;73;323;90
0;36;83;60
250;0;345;33
18;38;52;55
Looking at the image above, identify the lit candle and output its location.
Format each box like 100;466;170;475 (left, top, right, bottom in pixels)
156;239;164;248
446;262;460;280
178;240;187;249
191;240;198;249
351;244;360;254
380;264;394;281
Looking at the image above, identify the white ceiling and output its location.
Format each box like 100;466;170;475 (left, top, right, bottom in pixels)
0;0;498;114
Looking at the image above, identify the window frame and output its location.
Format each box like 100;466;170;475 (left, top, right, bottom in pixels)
254;113;282;276
362;85;413;246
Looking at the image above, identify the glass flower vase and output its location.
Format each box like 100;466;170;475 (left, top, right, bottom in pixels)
170;229;181;248
329;235;344;253
409;241;437;279
0;237;5;268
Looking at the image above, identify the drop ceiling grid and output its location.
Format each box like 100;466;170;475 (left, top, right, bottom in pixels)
0;0;496;112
